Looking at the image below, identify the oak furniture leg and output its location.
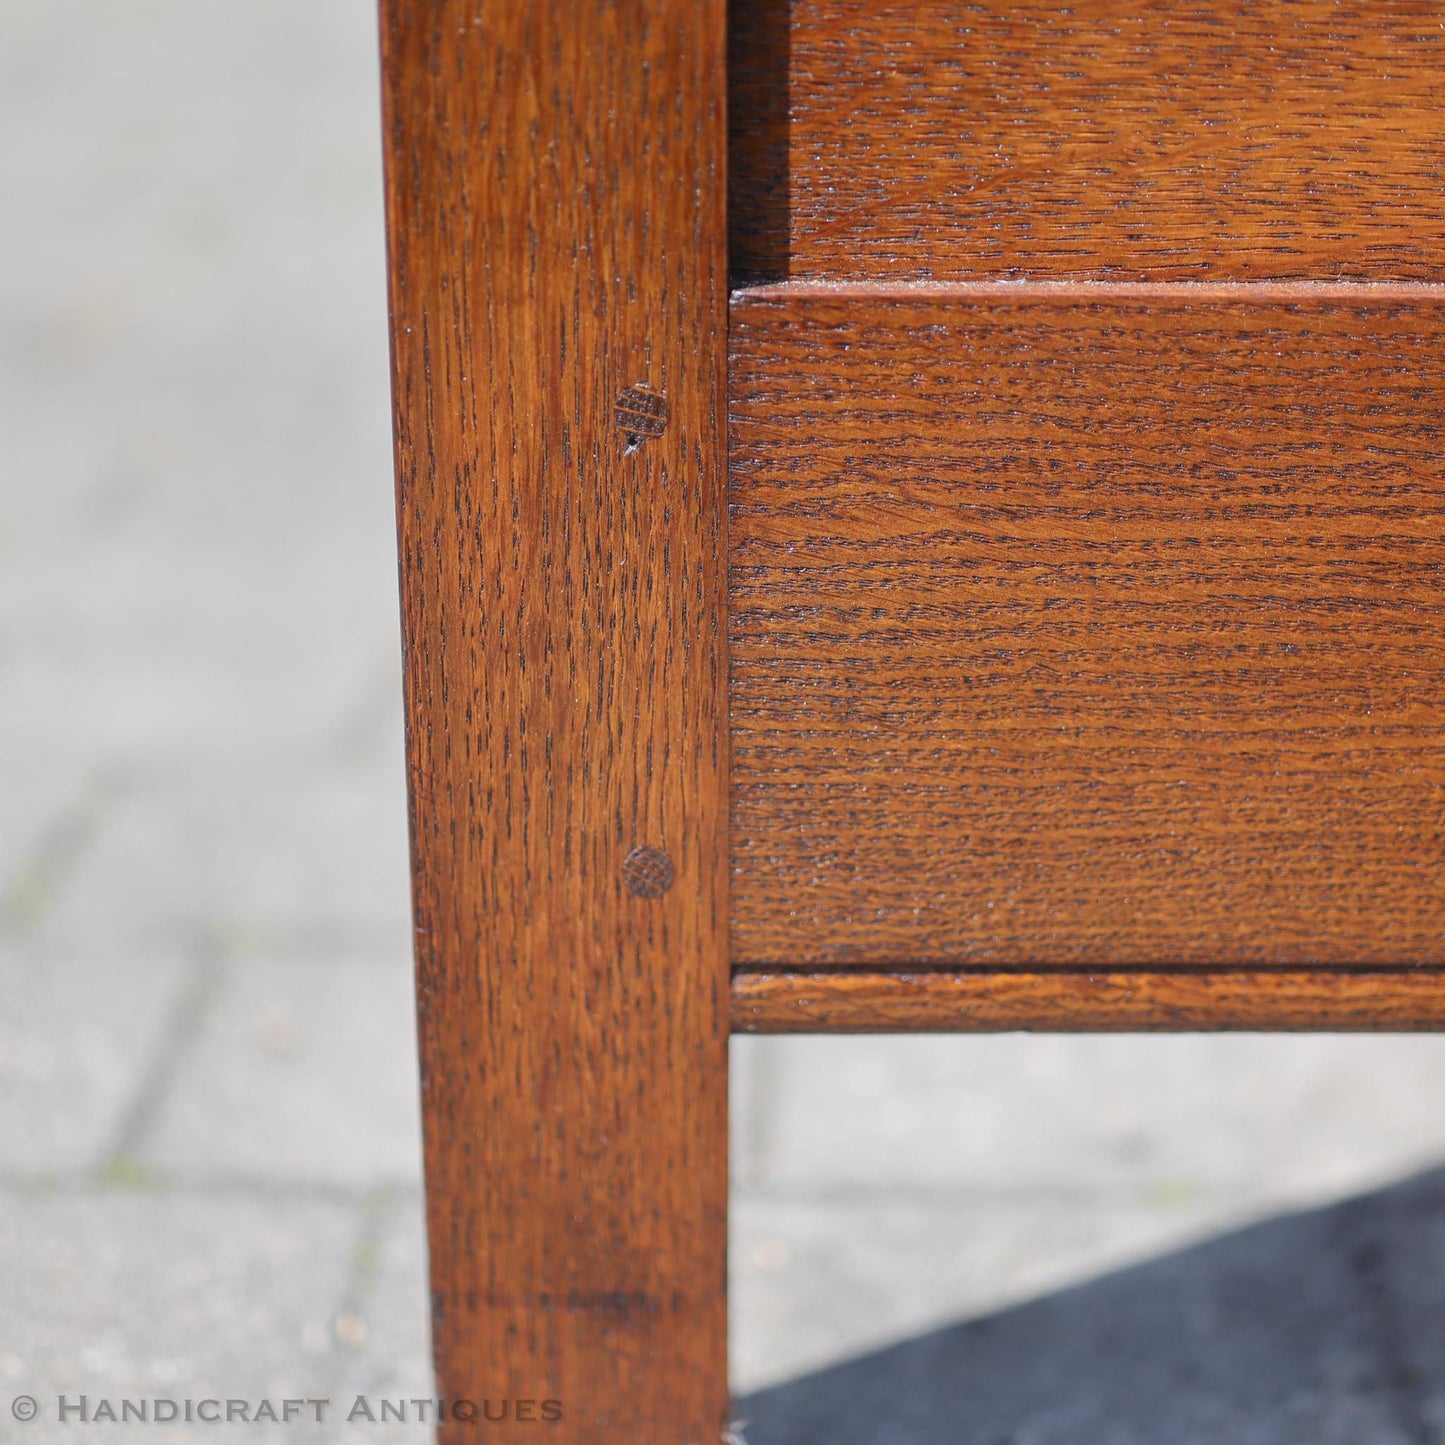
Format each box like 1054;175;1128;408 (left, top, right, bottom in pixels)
380;3;731;1440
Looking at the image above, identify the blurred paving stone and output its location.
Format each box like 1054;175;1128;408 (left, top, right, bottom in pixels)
732;1034;1445;1412
139;948;421;1189
0;1187;361;1445
0;0;397;769
748;1033;1445;1207
0;617;386;770
737;1172;1445;1445
0;941;190;1175
0;535;396;766
19;778;223;955
732;1193;1249;1396
326;1193;434;1445
0;0;422;1432
730;1036;773;1190
28;755;411;961
191;759;411;947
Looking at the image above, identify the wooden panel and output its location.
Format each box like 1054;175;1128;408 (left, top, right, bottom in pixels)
729;0;1445;283
730;282;1445;969
732;969;1445;1031
380;4;730;1441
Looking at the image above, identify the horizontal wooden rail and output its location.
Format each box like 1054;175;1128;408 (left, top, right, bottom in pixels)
730;970;1445;1033
728;0;1445;285
733;279;1445;300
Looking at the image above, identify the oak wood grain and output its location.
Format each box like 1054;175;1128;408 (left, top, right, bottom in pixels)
730;282;1445;969
380;3;729;1440
732;969;1445;1032
729;0;1445;282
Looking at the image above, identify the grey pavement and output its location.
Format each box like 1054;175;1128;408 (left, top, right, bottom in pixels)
7;3;1445;1443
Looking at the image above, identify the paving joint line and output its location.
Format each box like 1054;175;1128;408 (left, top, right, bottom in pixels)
98;924;228;1172
0;770;119;936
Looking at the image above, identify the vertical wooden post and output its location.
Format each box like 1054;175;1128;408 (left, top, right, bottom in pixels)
379;3;730;1441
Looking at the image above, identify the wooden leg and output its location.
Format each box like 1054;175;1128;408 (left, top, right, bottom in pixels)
379;3;731;1440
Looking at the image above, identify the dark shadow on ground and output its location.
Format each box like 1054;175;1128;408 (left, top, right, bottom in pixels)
737;1167;1445;1445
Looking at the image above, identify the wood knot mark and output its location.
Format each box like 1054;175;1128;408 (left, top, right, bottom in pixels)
615;384;668;454
622;845;674;898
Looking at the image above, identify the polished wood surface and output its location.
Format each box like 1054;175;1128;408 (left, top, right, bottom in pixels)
381;3;730;1440
730;282;1445;969
729;0;1445;283
732;969;1445;1032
